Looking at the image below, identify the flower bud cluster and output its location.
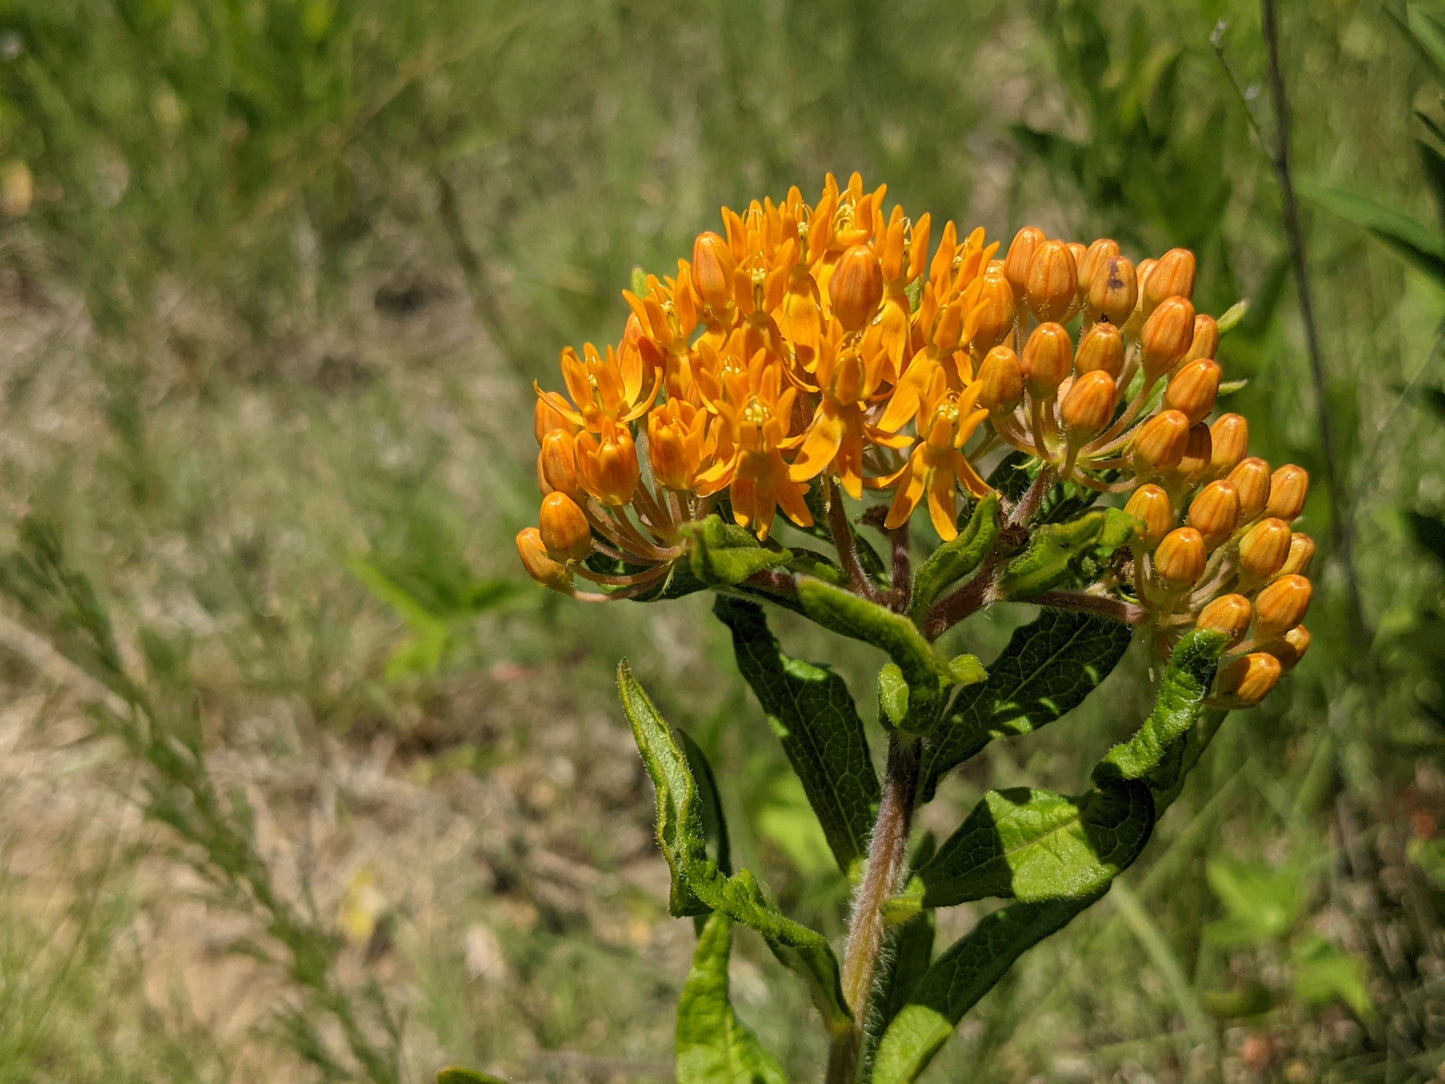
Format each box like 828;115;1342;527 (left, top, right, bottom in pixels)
517;180;1313;711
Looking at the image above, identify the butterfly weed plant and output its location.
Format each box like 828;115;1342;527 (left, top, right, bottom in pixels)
511;174;1316;1083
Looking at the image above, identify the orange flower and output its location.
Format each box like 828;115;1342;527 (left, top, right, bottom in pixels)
883;373;990;540
536;339;660;433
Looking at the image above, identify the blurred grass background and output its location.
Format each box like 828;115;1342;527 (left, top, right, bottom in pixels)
0;0;1440;1081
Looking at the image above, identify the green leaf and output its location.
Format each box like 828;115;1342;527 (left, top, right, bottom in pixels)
796;577;953;734
676;914;790;1084
916;782;1154;907
685;516;793;587
1203;858;1305;946
1298;178;1445;287
996;509;1139;598
714;598;880;874
863;911;936;1074
871;898;1092;1084
617;663;851;1033
877;663;909;730
1292;935;1373;1019
679;729;731;875
909;494;1001;619
920;610;1133;800
437;1070;509;1084
1092;629;1230;802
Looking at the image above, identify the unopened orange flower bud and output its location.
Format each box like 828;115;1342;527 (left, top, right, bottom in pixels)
1154;526;1207;588
539;491;594;563
977;344;1024;412
1088;256;1138;325
1061;370;1117;437
517;527;574;591
1075;321;1126;379
1124;484;1174;548
972;270;1017;351
692;231;736;313
1182;314;1219;363
1076;238;1120;297
1228;457;1272;521
539;429;580;498
1021;322;1073;396
1279;532;1316;577
1258;624;1311;672
576;422;641;506
1213;652;1282;707
1253;574;1312;639
1167;423;1213;487
1140;296;1196;378
1130;410;1191;473
1237;517;1292;581
1143;248;1196;313
1196;593;1254;646
1264;464;1309;521
1209;414;1249;477
1025;239;1078;323
830;244;884;331
1003;226;1046;300
647;401;703;491
1165;359;1221;425
1187;480;1240;549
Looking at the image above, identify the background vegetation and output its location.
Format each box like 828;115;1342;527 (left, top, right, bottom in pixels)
0;0;1439;1080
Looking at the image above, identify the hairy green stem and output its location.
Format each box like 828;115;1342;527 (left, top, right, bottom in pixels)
827;732;921;1083
829;477;887;604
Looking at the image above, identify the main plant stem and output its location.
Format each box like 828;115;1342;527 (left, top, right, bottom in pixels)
826;732;921;1083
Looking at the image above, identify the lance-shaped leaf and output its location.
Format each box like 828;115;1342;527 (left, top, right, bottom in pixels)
996;508;1140;598
1093;628;1230;804
715;598;880;874
437;1071;510;1084
920;609;1132;800
909;494;1001;620
871;897;1094;1084
679;728;731;876
676;913;789;1084
915;782;1154;907
618;663;852;1032
796;577;953;734
684;515;794;587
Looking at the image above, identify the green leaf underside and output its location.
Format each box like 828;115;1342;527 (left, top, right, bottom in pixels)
997;508;1140;598
920;609;1133;800
796;577;952;734
876;629;1233;1081
917;782;1154;907
870;898;1092;1084
676;914;789;1084
617;662;851;1032
909;493;1001;619
715;598;880;873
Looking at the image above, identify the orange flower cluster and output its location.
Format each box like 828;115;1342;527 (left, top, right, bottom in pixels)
516;175;1313;706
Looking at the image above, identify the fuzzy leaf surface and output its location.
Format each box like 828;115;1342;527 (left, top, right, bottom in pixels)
715;598;879;873
676;913;789;1084
920;609;1132;799
618;663;851;1032
909;494;1001;619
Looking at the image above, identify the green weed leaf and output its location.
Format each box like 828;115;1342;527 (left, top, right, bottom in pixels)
909;494;1001;619
1203;858;1305;946
920;610;1133;800
676;914;789;1084
617;663;851;1032
437;1069;510;1084
715;598;880;874
796;577;952;734
916;783;1154;907
1299;178;1445;287
1292;935;1373;1018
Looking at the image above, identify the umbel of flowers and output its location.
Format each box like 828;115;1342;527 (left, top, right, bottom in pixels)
518;173;1313;708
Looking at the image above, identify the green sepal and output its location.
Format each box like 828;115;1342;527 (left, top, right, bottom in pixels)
877;663;908;730
676;913;790;1084
683;515;793;587
996;509;1140;598
714;598;880;875
909;493;1001;620
1093;628;1230;802
915;782;1155;907
920;609;1133;800
796;577;952;734
618;662;852;1032
871;898;1094;1084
